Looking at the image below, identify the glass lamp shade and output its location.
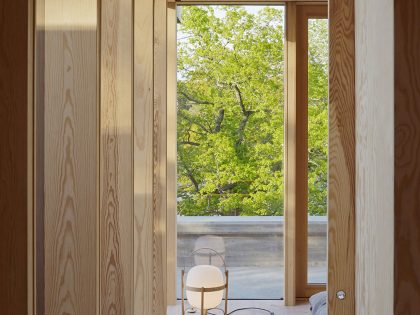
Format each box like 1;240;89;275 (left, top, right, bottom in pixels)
186;265;224;310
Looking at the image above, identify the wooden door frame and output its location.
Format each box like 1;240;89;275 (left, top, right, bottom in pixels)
25;0;355;314
26;0;354;314
164;0;355;313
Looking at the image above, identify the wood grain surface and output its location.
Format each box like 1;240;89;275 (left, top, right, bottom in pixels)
133;0;154;313
166;2;178;306
354;0;394;314
35;0;46;313
100;0;133;314
0;1;31;314
43;0;98;314
295;5;309;299
394;0;420;314
328;0;355;314
153;0;168;313
284;3;297;305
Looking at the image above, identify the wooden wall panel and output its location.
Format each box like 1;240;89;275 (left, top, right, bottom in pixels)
394;0;420;313
0;1;31;314
100;0;133;314
35;0;45;313
133;0;154;313
328;0;355;314
133;1;168;312
43;0;98;314
166;2;178;306
354;0;394;314
153;0;168;313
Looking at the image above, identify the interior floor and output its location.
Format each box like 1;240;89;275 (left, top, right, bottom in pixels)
167;300;311;315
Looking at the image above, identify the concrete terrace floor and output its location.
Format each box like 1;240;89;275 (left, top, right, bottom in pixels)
176;216;327;299
176;266;326;299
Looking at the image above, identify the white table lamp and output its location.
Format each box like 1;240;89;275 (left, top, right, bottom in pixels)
181;248;229;315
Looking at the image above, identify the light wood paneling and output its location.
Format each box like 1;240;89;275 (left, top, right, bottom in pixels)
43;0;98;314
328;0;355;314
153;0;168;313
167;2;178;306
100;0;133;313
354;0;394;314
284;2;297;306
0;1;31;313
394;0;420;313
133;0;154;312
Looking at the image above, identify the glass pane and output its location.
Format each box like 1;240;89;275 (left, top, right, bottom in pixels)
176;5;285;299
307;18;328;284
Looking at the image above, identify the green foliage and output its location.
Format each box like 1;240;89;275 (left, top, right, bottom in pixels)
177;6;328;216
308;19;328;215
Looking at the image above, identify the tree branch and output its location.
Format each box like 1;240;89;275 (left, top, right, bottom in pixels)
216;182;238;194
232;85;255;145
186;170;200;192
180;141;200;146
233;84;247;115
237;115;251;145
179;91;214;105
213;109;225;133
178;111;211;133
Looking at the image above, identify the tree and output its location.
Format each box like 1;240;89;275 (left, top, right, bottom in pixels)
177;6;328;216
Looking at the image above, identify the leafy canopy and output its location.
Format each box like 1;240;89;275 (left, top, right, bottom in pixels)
177;6;328;216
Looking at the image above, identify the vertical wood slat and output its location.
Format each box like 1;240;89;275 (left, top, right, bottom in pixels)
284;2;297;306
295;5;309;298
34;0;46;312
153;0;168;313
0;1;31;314
100;0;133;313
28;1;35;313
43;0;99;314
133;0;154;313
354;0;394;314
166;2;178;306
394;0;420;313
328;0;355;314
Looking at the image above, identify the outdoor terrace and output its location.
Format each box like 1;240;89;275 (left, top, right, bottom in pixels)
176;216;327;299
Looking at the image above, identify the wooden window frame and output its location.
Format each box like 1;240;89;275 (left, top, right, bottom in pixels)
285;2;328;304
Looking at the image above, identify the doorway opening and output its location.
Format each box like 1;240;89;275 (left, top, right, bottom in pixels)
170;2;329;313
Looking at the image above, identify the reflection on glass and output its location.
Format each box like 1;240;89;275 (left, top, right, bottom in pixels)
307;18;328;284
